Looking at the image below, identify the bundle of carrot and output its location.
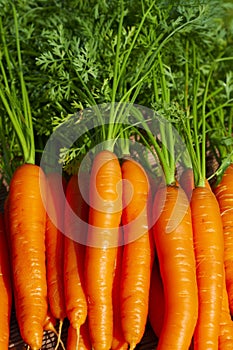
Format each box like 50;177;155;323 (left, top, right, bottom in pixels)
1;2;233;350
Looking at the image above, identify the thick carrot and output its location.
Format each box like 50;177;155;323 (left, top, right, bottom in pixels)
45;172;66;327
64;173;88;340
0;212;12;350
8;163;48;350
120;157;154;350
218;268;233;349
112;227;128;350
214;163;233;315
85;150;122;350
191;186;224;349
153;185;198;350
148;257;165;339
67;320;92;350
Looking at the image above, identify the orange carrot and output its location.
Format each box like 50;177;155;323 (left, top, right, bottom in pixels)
45;172;66;331
191;186;224;349
85;150;122;350
112;226;128;350
148;257;165;339
64;173;88;342
8;163;48;350
214;163;233;315
0;212;12;350
153;185;198;350
67;320;92;350
218;268;233;349
120;157;154;350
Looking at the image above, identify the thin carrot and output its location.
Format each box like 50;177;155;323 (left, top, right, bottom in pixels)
191;185;224;349
85;150;122;350
214;163;233;315
8;163;48;350
148;257;165;339
45;172;67;348
0;212;12;350
67;320;92;350
111;226;128;350
120;157;154;350
64;173;88;343
153;185;198;350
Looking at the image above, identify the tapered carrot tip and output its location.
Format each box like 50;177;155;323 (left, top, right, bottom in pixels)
129;343;136;350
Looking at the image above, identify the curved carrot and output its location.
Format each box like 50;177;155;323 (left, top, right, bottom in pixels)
8;163;48;350
148;257;165;339
67;320;92;350
120;157;154;350
191;186;224;349
214;163;233;314
45;172;66;326
85;150;122;350
0;212;12;350
112;227;128;350
218;268;233;349
153;185;198;350
64;173;88;340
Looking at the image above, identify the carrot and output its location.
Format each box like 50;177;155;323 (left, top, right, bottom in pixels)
148;257;165;339
112;226;128;350
67;320;92;350
85;150;122;350
64;173;88;345
0;212;12;350
153;185;198;350
8;163;48;350
120;157;154;350
218;268;233;349
214;163;233;315
190;185;224;349
45;172;67;347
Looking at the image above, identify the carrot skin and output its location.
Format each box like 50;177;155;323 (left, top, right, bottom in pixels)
0;212;12;350
214;164;233;315
120;157;154;349
46;172;66;322
85;150;122;350
191;186;224;350
8;164;48;350
153;185;198;350
64;174;88;331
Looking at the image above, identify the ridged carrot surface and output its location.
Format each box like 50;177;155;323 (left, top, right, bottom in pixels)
8;163;48;350
191;186;224;350
85;150;122;350
153;185;198;350
121;157;154;350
